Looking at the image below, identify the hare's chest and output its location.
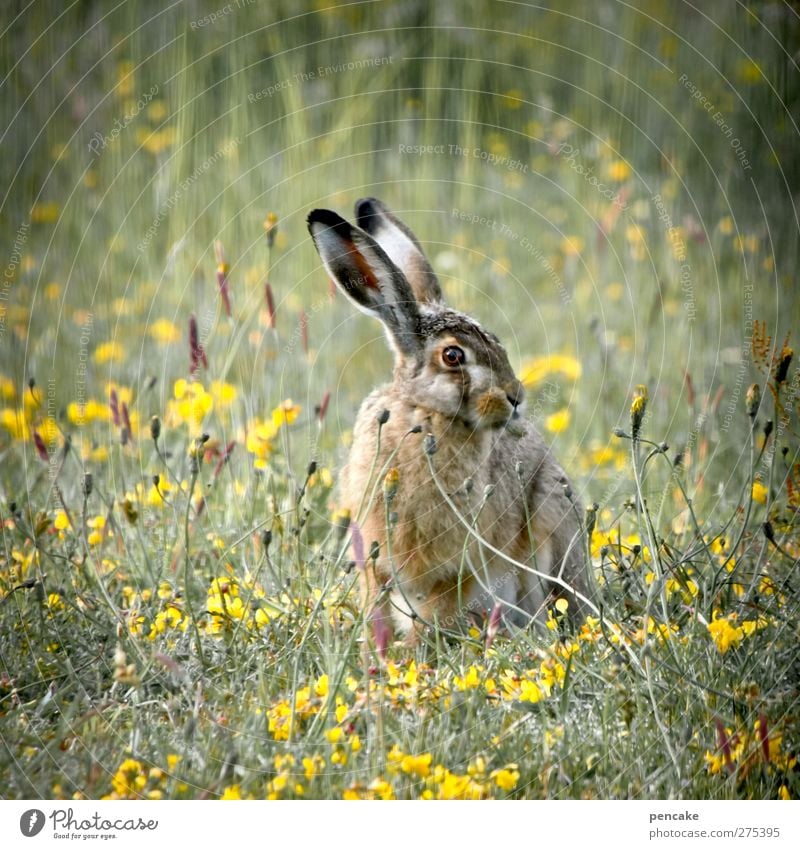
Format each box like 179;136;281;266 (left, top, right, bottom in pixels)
391;497;464;561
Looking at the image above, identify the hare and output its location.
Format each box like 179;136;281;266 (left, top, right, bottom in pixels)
308;198;592;645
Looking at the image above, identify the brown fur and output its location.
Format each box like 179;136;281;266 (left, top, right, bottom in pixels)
307;199;592;647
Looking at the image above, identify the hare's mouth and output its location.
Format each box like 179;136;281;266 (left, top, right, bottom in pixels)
475;388;515;422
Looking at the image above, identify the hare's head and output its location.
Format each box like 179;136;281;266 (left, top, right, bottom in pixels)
308;198;524;430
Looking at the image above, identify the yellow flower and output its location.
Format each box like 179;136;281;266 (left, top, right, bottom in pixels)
136;126;178;155
31;201;60;223
502;89;524;109
707;612;746;653
454;666;481;691
267;701;293;741
626;223;646;245
220;784;241;800
46;593;64;610
149;318;180;344
302;755;324;780
367;778;395;800
271;399;301;428
435;768;485;800
149;606;186;637
94;341;124;364
35;416;59;446
85;444;109;463
273;753;295;772
403;753;432;778
0;376;16;400
308;466;334;488
211;381;238;407
561;235;584;257
147;100;168;122
169;380;213;434
738;59;763;83
253;604;280;628
0;408;30;439
325;727;343;744
545;408;571;434
518;679;543;703
626;223;648;261
520;354;581;387
719;216;734;235
245;418;279;469
87;515;106;547
111;758;145;798
140;476;173;507
752;480;768;504
115;59;135;95
343;778;396;800
66;399;111;426
387;745;432;778
491;765;520;791
54;510;70;531
733;234;760;253
606;159;631;181
263;212;279;246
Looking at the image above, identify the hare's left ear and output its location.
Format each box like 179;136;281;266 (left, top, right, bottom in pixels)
355;198;443;305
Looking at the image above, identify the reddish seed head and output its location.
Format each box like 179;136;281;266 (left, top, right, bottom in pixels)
33;430;48;462
757;714;770;763
264;282;276;329
189;314;208;375
109;388;120;427
121;401;132;441
370;605;391;661
350;521;364;570
217;269;231;316
213;441;236;479
713;717;735;774
317;390;330;423
485;602;504;651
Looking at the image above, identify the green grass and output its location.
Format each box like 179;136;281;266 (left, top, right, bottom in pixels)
1;0;798;800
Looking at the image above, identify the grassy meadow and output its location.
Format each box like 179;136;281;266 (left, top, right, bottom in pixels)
1;0;799;800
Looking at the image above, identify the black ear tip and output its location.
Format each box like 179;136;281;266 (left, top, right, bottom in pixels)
355;197;385;232
307;208;351;236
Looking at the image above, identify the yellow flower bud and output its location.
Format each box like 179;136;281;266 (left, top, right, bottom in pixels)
745;383;760;419
382;468;399;505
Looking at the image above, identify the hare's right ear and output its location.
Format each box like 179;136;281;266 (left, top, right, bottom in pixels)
307;209;421;357
355;198;443;305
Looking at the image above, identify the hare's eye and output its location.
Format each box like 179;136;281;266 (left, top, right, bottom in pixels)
442;345;465;367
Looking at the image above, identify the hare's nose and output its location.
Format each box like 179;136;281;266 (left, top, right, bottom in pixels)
506;394;521;419
505;380;525;417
